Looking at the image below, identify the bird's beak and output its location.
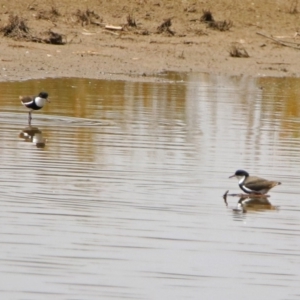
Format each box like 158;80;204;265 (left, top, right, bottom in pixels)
46;98;51;103
229;174;236;179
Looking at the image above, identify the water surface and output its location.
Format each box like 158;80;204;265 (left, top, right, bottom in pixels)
0;74;300;300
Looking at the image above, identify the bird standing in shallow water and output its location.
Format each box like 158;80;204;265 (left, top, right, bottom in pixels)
20;92;50;126
229;170;281;195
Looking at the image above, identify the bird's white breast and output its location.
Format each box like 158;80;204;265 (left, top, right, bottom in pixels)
35;97;47;108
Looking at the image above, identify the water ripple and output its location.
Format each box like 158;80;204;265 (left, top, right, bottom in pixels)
0;76;300;300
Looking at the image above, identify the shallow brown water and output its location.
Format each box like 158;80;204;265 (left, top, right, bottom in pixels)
0;74;300;300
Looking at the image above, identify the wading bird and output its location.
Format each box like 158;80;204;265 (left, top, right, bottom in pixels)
20;92;50;125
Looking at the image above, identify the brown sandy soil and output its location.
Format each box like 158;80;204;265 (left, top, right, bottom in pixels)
0;0;300;82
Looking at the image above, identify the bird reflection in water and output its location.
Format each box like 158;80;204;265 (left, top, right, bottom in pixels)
232;196;278;213
19;126;47;148
223;191;278;213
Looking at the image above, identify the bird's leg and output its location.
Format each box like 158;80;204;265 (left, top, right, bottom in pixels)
28;111;32;126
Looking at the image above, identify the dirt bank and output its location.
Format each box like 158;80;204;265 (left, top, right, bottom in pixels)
0;0;300;82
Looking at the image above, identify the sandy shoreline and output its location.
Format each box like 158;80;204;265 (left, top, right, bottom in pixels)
1;0;300;82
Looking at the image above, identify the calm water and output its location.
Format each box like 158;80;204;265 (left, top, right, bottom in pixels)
0;74;300;300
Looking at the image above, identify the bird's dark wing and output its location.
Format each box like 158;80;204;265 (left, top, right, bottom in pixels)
20;96;34;105
245;176;278;191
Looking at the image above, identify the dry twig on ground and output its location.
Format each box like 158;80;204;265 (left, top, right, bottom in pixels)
257;31;300;49
209;20;232;31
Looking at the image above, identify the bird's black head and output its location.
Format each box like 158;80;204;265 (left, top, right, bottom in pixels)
229;169;249;179
234;170;249;177
38;92;48;99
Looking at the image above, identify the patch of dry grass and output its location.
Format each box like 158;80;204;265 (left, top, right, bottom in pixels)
157;18;174;35
229;44;249;58
1;14;30;40
200;10;233;31
73;9;102;26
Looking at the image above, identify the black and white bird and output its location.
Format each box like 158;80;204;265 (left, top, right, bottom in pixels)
229;170;281;195
20;92;50;125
